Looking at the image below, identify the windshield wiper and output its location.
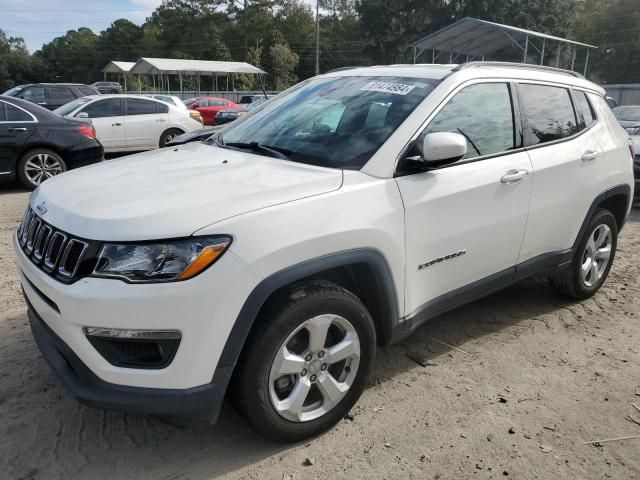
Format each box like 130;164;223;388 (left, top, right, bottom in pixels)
220;141;291;160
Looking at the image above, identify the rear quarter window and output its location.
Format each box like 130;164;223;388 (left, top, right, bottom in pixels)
574;91;597;128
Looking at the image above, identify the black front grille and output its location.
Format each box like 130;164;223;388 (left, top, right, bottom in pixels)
18;207;98;283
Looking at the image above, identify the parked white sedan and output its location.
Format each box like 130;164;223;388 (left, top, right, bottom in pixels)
54;95;203;153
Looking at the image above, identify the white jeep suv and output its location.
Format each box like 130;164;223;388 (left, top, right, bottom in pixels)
15;63;634;441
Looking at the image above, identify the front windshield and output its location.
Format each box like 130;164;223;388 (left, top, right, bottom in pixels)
54;97;91;116
220;76;438;169
613;106;640;122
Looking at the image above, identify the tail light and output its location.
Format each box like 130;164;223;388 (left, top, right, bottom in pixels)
75;124;97;140
189;111;203;124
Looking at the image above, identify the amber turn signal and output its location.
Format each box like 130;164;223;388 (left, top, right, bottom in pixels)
176;242;229;280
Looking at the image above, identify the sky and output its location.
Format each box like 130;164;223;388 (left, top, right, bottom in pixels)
0;0;163;52
0;0;318;54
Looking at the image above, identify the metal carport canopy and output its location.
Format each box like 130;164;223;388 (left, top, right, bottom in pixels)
101;61;135;74
409;17;597;59
129;58;266;75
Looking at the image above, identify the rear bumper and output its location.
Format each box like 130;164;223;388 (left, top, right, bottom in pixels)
28;300;230;422
634;156;639;206
66;142;104;170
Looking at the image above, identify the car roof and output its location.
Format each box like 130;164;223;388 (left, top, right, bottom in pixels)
324;62;605;94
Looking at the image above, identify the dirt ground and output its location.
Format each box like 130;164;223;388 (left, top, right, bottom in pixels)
1;183;639;480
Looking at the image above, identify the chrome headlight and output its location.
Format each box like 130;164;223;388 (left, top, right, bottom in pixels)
92;236;231;283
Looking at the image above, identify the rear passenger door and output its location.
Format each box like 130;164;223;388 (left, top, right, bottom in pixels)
0;100;37;174
124;98;168;149
516;83;610;263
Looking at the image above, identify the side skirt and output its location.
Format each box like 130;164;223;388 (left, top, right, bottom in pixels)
390;249;572;343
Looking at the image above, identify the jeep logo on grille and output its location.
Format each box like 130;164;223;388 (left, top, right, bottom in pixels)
35;202;48;215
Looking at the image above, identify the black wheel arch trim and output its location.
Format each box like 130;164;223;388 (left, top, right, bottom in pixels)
216;249;400;371
572;184;631;247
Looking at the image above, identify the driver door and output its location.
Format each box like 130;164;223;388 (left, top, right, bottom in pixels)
78;98;125;151
395;81;533;318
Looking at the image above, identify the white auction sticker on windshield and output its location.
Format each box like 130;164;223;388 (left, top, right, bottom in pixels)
360;81;416;95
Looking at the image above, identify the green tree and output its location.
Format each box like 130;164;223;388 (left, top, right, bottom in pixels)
267;34;299;89
36;27;100;83
572;0;640;83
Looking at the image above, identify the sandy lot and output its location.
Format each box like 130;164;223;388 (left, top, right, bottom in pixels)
1;184;639;480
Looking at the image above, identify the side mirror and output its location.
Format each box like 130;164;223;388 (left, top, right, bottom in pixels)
76;112;89;119
419;132;467;166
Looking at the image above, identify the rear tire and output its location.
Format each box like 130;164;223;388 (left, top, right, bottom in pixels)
17;148;67;190
159;128;183;148
231;281;376;442
550;209;617;299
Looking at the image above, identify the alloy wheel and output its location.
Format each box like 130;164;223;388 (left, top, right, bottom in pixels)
268;314;361;422
24;153;63;186
580;223;612;287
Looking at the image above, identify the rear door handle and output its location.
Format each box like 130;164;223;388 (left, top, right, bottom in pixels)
581;150;599;161
8;127;28;132
112;122;122;127
156;118;167;122
500;169;528;184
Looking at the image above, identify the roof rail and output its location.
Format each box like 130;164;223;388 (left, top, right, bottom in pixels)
453;61;585;79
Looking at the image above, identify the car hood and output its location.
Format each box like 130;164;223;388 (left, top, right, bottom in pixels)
31;142;343;241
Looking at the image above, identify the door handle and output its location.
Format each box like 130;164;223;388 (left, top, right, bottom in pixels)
156;119;167;122
500;169;529;183
112;122;122;127
581;150;599;162
8;127;28;132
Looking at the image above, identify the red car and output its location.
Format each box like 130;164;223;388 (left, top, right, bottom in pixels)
185;96;240;125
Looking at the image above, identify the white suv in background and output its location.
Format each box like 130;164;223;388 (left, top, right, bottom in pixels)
16;63;634;441
54;94;203;152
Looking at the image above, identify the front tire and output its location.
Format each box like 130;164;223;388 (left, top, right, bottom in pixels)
17;148;67;190
159;128;183;148
551;209;618;299
231;281;376;442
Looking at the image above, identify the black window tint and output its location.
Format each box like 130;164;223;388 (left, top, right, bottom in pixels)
575;91;596;128
156;102;168;113
425;83;515;159
519;84;578;145
0;102;6;122
48;87;75;100
81;99;122;118
6;103;32;121
209;99;227;107
127;99;158;115
20;87;45;103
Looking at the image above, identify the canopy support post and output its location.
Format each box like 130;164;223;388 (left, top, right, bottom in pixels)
556;43;561;67
432;49;435;63
124;74;127;94
523;35;529;63
449;51;453;63
584;49;590;76
570;47;576;71
540;39;545;65
413;46;417;64
178;73;183;96
138;74;142;93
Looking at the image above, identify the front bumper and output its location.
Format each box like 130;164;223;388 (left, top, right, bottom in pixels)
28;300;230;421
15;227;261;417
